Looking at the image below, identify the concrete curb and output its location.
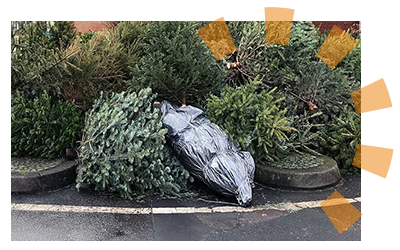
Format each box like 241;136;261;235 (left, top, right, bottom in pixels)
11;160;77;193
255;155;341;189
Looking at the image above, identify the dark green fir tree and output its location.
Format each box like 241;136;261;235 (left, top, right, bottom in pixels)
129;21;225;106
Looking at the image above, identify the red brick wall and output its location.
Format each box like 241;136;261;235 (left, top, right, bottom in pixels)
312;21;358;33
72;21;106;33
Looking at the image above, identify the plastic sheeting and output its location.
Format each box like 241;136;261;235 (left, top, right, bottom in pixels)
161;101;255;206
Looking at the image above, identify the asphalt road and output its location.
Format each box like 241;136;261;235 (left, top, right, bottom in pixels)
11;175;361;241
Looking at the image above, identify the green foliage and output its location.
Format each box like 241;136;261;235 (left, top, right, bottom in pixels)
79;31;95;44
336;39;361;85
129;21;225;106
47;21;77;50
206;80;295;163
315;29;361;85
224;21;267;86
11;21;78;97
224;21;361;169
62;24;149;110
320;110;361;174
278;60;355;119
273;53;359;160
223;21;321;86
11;20;361;176
11;91;83;159
76;88;192;199
61;31;137;110
12;21;147;110
113;21;152;68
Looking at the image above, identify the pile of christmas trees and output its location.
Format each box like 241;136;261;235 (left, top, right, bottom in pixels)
12;21;361;201
76;21;361;197
127;21;361;177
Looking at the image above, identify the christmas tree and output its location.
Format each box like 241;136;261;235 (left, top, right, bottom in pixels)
129;21;225;106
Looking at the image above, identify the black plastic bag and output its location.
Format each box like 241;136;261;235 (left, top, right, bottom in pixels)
161;101;255;206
